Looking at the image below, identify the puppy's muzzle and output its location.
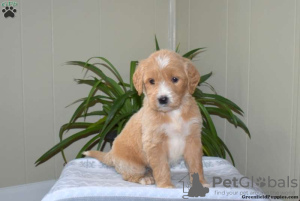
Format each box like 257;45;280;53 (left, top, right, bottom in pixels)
158;96;169;105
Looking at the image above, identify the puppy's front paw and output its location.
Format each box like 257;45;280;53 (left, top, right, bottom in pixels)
139;176;155;185
157;183;175;188
200;179;210;188
202;183;210;188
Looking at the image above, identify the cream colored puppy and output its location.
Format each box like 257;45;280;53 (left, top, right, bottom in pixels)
84;49;208;188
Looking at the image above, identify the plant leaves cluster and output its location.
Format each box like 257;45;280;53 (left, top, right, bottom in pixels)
35;37;250;167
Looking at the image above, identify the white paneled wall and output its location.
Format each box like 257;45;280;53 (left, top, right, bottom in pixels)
0;0;24;187
21;0;55;184
0;0;299;197
177;0;300;196
189;0;228;144
0;0;169;187
226;0;250;175
247;0;296;194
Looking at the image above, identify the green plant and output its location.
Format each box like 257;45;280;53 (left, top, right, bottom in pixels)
35;37;250;167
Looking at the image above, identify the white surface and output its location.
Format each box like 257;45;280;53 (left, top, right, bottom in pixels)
0;180;55;201
42;157;269;201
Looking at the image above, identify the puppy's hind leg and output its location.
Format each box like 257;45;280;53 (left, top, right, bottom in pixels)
114;160;154;185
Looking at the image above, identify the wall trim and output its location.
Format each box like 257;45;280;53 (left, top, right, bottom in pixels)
168;0;176;50
296;1;300;197
292;0;300;197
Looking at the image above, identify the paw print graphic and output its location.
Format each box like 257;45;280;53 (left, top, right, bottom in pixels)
256;177;266;188
2;6;17;18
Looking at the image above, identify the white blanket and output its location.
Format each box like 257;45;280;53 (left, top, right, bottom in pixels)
42;157;270;201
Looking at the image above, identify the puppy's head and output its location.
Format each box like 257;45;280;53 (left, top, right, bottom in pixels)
133;49;200;112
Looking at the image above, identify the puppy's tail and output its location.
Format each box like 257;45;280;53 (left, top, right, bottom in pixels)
83;151;114;166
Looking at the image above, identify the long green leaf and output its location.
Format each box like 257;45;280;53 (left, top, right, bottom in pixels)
206;107;250;138
79;111;106;118
130;61;139;108
86;139;101;152
99;91;136;141
91;62;126;92
155;35;160;51
201;93;244;115
75;79;115;98
87;116;106;129
76;135;100;158
67;61;124;97
175;43;180;53
182;48;205;59
59;122;93;164
97;112;133;150
105;77;125;96
67;96;110;128
35;124;103;166
117;118;127;134
118;82;130;88
67;61;107;80
201;82;217;94
202;124;226;158
203;126;226;157
218;137;235;166
198;98;238;127
202;127;224;157
193;88;204;99
59;122;92;141
130;61;138;91
199;72;212;84
201;133;220;157
66;97;86;108
84;56;126;91
198;102;218;137
66;95;112;108
84;79;102;118
67;101;87;128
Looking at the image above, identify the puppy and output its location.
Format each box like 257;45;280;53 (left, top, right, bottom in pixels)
84;49;208;188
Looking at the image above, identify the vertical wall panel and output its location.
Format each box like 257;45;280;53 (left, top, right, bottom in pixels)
52;0;100;177
295;1;300;198
155;0;169;50
225;0;250;174
100;0;167;83
21;0;55;183
189;0;228;141
0;1;25;187
248;0;295;193
176;0;189;54
289;0;300;198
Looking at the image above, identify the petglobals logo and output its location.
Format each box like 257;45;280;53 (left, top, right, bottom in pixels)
179;172;210;199
1;1;17;18
213;176;298;188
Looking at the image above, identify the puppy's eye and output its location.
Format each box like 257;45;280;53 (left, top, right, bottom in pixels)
149;79;155;85
172;77;179;83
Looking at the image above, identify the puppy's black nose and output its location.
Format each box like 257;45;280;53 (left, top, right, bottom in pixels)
158;96;169;105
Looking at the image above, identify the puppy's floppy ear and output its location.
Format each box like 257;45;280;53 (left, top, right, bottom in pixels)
184;58;200;94
133;60;145;95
